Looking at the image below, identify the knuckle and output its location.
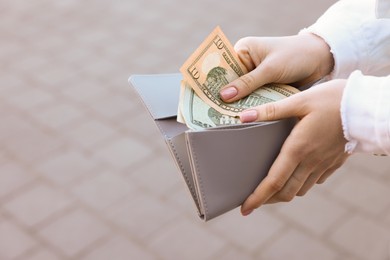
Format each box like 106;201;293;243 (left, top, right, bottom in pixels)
238;73;256;93
266;176;285;193
234;37;250;51
264;103;276;121
296;189;307;196
277;191;295;202
260;60;278;77
316;178;326;184
281;138;314;163
291;172;306;183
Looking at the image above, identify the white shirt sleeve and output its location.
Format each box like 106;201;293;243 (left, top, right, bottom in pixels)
299;0;390;154
341;71;390;154
300;0;390;79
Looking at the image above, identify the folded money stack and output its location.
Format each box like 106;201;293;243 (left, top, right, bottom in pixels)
178;26;299;130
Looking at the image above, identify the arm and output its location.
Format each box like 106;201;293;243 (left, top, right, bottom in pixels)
302;0;390;153
342;71;390;154
300;0;390;79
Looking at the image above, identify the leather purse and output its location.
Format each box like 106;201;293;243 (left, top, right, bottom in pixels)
129;73;295;221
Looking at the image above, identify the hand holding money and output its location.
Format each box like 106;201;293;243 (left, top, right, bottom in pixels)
178;26;299;130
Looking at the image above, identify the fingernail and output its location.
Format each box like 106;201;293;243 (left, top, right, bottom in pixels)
239;109;258;123
242;209;254;216
220;87;238;100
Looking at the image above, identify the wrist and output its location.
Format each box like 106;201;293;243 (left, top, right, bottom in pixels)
299;32;334;79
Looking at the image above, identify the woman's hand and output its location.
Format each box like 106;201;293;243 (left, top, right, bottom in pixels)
220;33;334;102
239;80;350;216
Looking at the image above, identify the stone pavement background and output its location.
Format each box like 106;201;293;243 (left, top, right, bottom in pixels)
1;0;390;259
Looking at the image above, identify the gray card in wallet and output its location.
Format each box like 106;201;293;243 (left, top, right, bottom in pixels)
129;73;295;221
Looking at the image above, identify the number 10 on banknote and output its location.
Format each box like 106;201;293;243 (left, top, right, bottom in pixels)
180;26;249;117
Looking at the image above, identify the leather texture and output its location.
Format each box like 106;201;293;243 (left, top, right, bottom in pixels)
129;74;295;221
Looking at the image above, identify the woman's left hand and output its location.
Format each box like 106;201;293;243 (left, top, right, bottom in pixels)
239;79;350;216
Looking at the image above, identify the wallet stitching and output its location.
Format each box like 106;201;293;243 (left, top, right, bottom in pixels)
154;120;167;139
166;138;198;203
188;135;209;218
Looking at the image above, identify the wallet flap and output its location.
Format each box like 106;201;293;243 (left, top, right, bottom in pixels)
186;119;295;221
129;73;200;214
167;133;201;215
156;118;189;139
129;73;182;120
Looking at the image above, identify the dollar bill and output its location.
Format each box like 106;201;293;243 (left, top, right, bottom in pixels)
179;81;240;130
180;26;298;117
179;80;298;130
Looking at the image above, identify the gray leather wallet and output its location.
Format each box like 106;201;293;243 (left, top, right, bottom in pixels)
129;73;295;221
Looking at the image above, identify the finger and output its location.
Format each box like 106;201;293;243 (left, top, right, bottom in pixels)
295;170;324;197
316;169;335;184
220;69;273;102
298;155;347;195
316;165;342;185
264;162;313;204
234;38;257;72
241;148;299;215
239;92;307;123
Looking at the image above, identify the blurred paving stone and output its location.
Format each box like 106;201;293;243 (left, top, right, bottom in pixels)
0;115;63;163
88;93;139;121
20;248;61;260
330;215;390;259
5;87;54;110
31;103;86;130
165;183;199;216
149;218;226;260
0;220;37;259
64;119;117;150
0;163;35;200
72;171;137;211
60;79;111;103
82;235;156;260
3;183;73;227
213;247;256;260
210;209;285;253
260;229;338;260
129;154;181;197
347;153;390;180
93;136;153;169
329;170;390;216
106;192;182;241
37;150;98;185
385;208;390;225
274;190;349;236
38;209;110;257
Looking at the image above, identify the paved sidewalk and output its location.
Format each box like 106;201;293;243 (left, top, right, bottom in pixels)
1;0;390;259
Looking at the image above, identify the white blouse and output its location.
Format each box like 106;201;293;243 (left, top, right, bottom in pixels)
300;0;390;154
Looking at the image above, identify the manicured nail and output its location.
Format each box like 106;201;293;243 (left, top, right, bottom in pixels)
239;109;258;123
242;209;254;216
220;87;238;100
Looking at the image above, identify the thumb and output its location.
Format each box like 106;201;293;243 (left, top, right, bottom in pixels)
239;92;306;123
220;65;275;102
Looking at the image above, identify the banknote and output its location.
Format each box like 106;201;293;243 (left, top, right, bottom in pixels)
179;81;240;130
180;26;247;116
179;81;298;130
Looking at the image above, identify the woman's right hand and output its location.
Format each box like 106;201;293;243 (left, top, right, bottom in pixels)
220;33;335;102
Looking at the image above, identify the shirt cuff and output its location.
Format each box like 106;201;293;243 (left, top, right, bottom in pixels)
341;70;390;154
299;0;374;79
